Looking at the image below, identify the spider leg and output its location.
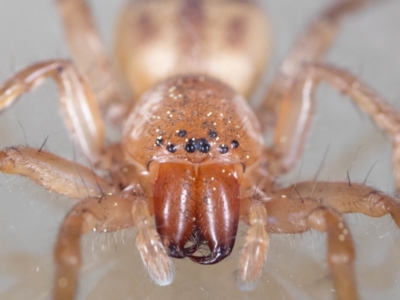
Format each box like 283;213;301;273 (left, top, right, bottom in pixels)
268;62;400;192
241;194;358;300
236;199;269;291
0;60;106;164
277;181;400;227
307;207;357;300
54;195;134;300
54;193;174;300
236;185;357;297
55;0;128;125
0;146;171;296
131;195;175;287
259;181;400;300
0;146;112;198
306;64;400;193
256;0;371;132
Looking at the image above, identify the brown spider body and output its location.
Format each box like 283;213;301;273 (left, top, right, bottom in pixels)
1;0;400;299
114;0;269;266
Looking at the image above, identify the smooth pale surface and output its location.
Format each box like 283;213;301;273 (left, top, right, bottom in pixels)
0;1;400;299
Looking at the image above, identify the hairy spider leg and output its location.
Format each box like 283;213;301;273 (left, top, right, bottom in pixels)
240;191;357;300
256;0;371;133
303;63;400;193
54;193;173;300
56;0;128;125
252;51;400;299
0;60;105;164
236;0;372;289
0;59;173;298
260;181;400;300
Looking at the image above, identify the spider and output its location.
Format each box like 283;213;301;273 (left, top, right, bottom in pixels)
0;0;400;300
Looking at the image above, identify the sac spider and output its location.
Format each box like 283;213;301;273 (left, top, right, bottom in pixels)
3;0;400;296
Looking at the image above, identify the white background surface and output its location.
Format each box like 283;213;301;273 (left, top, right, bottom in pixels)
1;0;400;299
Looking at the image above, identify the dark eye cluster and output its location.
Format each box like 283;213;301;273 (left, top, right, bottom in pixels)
154;130;240;154
155;137;163;146
185;138;211;153
177;130;187;137
166;144;177;153
208;130;218;138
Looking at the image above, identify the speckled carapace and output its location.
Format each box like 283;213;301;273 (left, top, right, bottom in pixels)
123;75;262;167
